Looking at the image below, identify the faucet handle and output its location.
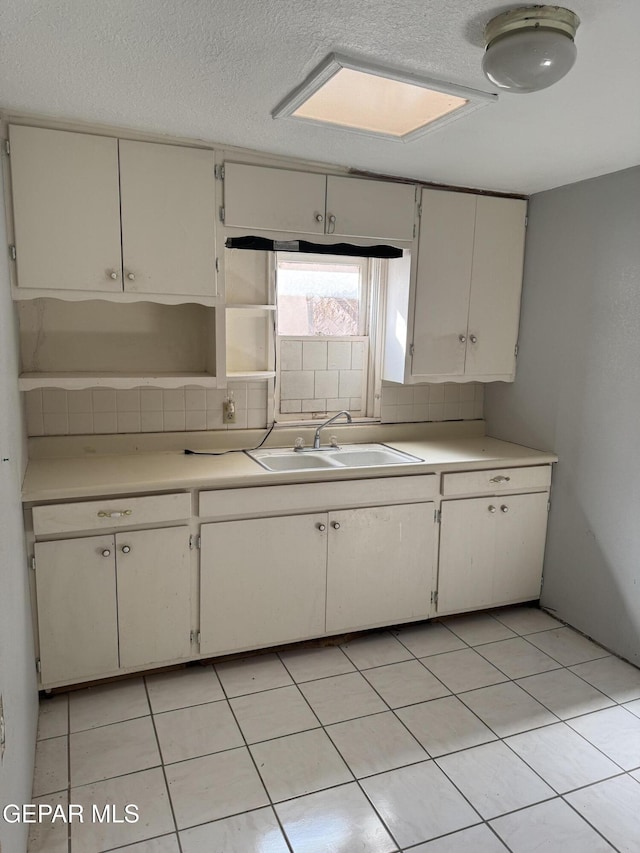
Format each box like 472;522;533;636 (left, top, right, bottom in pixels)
329;435;339;448
294;437;305;450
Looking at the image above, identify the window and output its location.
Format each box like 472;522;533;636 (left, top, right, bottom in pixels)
275;252;384;421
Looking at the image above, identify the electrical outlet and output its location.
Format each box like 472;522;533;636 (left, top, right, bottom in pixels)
223;400;236;423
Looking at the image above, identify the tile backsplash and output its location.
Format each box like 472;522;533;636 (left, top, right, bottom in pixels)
24;383;270;437
24;380;484;437
380;381;484;423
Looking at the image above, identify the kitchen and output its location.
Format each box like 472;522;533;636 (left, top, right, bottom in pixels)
1;2;640;852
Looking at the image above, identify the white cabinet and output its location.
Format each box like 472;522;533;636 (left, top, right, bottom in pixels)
34;526;191;686
223;162;416;240
326;503;434;632
384;188;527;384
437;491;549;615
9;125;217;299
199;514;327;655
34;535;120;685
199;497;436;657
9;125;123;293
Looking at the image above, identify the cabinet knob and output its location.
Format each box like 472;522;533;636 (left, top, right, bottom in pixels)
101;549;111;557
317;523;326;531
127;272;135;281
488;505;496;513
109;271;118;280
315;213;324;223
121;545;131;554
459;334;466;343
470;335;478;344
327;214;336;233
501;504;509;513
331;521;341;530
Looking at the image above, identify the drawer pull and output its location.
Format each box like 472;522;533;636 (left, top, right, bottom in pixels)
501;505;509;513
97;510;133;518
489;475;511;483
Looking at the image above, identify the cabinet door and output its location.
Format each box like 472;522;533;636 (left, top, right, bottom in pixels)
34;536;119;685
223;163;326;234
493;492;549;605
326;503;434;633
465;196;527;377
119;140;217;296
9;125;122;292
325;176;416;241
437;498;497;615
116;527;191;669
411;190;475;377
437;492;548;616
200;514;327;655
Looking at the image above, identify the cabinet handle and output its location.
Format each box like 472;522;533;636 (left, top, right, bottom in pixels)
327;214;336;233
459;334;466;343
127;272;135;281
101;549;111;557
315;213;324;223
470;335;478;344
108;271;119;280
501;505;509;513
488;505;496;513
331;521;341;530
490;475;511;483
97;509;133;518
121;545;131;554
317;523;326;531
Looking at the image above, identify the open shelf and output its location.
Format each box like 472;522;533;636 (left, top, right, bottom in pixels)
18;299;217;390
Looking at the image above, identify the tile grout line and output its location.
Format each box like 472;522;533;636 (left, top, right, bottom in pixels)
215;665;297;853
142;677;184;853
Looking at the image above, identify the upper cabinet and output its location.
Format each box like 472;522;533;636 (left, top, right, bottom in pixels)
384;188;527;384
9;126;123;293
8;125;217;299
222;162;416;241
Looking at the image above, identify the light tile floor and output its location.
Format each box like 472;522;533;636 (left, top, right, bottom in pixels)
30;606;640;852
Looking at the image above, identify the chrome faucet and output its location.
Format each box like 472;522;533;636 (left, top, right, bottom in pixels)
313;410;352;449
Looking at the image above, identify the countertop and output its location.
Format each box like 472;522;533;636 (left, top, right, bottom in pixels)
22;427;558;502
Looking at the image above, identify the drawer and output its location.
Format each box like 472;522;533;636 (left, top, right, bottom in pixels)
32;492;192;536
199;474;438;520
442;465;551;497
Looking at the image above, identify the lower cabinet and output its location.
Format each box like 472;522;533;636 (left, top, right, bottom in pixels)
199;502;435;656
199;514;328;655
436;491;549;615
34;526;191;685
326;504;434;632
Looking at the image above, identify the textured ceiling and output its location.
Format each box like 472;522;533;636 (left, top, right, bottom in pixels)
1;0;639;194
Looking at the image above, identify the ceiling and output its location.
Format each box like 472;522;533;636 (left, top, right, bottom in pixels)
2;0;639;195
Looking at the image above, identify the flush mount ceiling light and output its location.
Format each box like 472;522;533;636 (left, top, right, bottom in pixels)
273;54;496;142
482;5;580;93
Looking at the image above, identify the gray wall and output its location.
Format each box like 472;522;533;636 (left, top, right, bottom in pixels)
486;166;640;664
0;184;37;852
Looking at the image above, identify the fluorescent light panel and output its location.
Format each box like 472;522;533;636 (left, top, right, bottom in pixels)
273;54;496;142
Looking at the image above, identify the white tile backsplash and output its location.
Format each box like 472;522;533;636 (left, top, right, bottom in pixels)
24;380;482;437
380;382;484;424
25;382;273;436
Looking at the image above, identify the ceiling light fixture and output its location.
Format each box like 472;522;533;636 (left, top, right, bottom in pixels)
482;5;580;93
273;54;496;142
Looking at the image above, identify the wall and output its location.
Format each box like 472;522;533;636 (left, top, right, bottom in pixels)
0;192;38;851
485;166;640;664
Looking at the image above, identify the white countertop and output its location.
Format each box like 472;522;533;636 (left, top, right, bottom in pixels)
22;427;557;503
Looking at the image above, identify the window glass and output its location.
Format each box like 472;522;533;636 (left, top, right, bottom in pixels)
276;255;366;336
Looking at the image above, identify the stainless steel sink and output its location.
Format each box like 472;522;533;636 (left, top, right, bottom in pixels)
247;443;422;472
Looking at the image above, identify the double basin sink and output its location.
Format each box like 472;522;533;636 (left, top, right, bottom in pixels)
247;443;423;472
